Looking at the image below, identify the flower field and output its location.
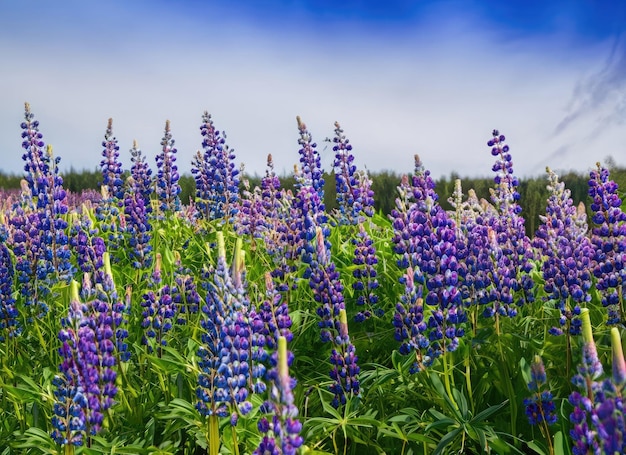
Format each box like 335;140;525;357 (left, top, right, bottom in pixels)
0;102;625;455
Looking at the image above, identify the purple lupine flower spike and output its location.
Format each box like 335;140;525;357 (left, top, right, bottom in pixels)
192;112;240;221
588;162;626;326
52;280;118;446
0;216;19;340
533;167;591;336
391;155;466;363
332;121;373;224
155;120;182;214
254;335;304;455
352;223;380;321
196;232;252;423
100;118;124;201
523;355;557;426
569;308;625;454
484;130;534;318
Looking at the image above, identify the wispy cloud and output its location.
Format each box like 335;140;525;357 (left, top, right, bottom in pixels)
0;1;624;180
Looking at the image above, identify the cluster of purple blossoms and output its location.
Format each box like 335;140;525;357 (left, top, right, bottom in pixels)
352;224;380;322
141;254;176;353
254;336;303;455
533;168;592;335
393;267;429;372
52;281;118;446
296;116;325;198
588;163;626;326
308;226;360;407
95;120;124;260
197;233;252;423
523;355;557;426
446;180;498;320
124;141;153;269
249;273;294;395
10;104;72;318
155;120;182;214
483;130;534;318
0;219;19;340
99;118;124;201
192;112;240;221
171;255;201;325
390;155;466;364
569;309;625;454
332;121;375;225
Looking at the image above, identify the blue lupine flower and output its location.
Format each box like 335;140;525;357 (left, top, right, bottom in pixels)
296;116;324;198
155;120;181;213
533;168;592;335
254;336;304;455
332;121;375;225
99;118;124;201
352;223;380;321
52;281;118;446
307;226;360;406
588;163;626;326
569;309;625;454
171;256;201;325
483;130;534;318
197;233;252;421
523;355;557;426
390;155;466;363
192;112;240;220
0;218;19;340
249;273;294;394
11;104;73;319
393;267;429;372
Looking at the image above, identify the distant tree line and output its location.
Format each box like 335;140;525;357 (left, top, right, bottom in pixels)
1;165;625;237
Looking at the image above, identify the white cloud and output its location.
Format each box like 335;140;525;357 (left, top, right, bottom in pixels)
0;1;623;185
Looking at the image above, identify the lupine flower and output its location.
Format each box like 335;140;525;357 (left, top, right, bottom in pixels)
171;254;201;325
332;121;375;224
254;335;304;455
11;105;72;318
524;355;557;426
307;226;359;406
390;155;466;362
533;168;592;336
569;308;625;454
296;116;324;198
19;113;73;282
52;280;118;446
197;232;252;422
129;140;154;204
141;254;176;352
352;223;380;321
483;130;534;318
236;172;267;237
155;120;181;213
0;217;19;340
393;267;429;373
192;112;239;221
588;162;626;326
124;177;152;270
249;273;294;395
99;118;124;201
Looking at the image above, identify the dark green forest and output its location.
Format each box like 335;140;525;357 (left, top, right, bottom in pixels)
1;165;625;236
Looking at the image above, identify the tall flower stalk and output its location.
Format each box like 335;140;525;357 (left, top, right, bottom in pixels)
155;120;181;214
588;163;626;326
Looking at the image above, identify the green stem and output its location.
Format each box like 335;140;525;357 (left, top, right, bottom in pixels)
231;425;240;455
442;354;458;411
209;414;220;455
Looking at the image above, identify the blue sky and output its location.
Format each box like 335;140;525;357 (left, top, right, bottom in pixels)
1;0;625;180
